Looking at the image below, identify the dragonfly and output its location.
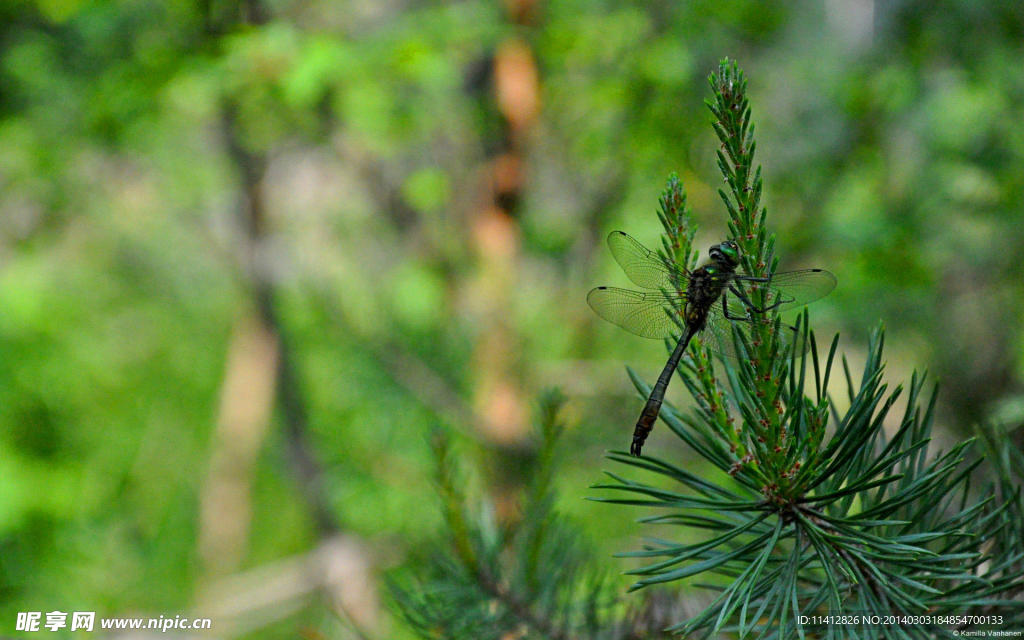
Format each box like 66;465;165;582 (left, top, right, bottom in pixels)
588;231;835;456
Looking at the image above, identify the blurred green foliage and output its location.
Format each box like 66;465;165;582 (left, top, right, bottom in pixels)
1;0;1023;637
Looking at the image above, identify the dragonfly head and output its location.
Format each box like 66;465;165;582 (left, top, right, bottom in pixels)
709;240;741;268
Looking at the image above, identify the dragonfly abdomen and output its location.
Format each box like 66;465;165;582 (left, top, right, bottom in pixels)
631;328;694;456
629;258;737;455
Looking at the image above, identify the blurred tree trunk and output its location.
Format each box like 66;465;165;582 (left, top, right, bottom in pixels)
197;2;378;629
201;315;278;574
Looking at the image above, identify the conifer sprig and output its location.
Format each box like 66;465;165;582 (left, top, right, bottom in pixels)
391;392;678;640
391;58;1024;640
595;58;1024;638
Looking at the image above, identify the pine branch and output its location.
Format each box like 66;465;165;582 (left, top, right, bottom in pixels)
594;58;1024;638
390;392;670;640
391;57;1024;640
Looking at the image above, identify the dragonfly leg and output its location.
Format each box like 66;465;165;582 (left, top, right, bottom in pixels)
721;290;754;322
728;283;785;314
729;286;807;351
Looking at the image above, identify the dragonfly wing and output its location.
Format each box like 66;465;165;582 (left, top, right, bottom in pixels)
606;231;682;290
701;314;739;359
734;269;836;311
703;312;810;360
587;286;684;340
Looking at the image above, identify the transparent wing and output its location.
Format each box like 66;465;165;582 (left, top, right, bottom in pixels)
702;313;810;360
732;269;837;311
606;231;687;291
705;269;834;359
700;315;739;359
587;286;685;340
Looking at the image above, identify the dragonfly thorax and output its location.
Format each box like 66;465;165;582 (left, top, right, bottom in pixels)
679;241;741;330
684;264;734;330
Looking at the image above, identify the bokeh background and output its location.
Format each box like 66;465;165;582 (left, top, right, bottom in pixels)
2;0;1024;636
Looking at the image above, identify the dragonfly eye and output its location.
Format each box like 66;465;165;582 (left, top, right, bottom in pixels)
711;240;741;265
